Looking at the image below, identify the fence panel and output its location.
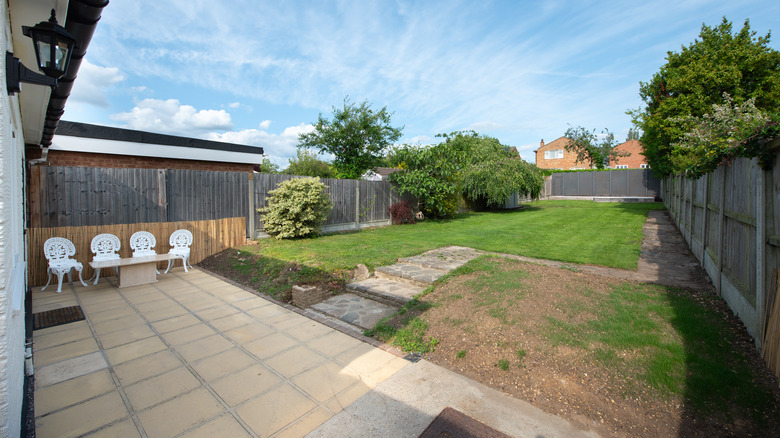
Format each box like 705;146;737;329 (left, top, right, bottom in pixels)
549;169;660;197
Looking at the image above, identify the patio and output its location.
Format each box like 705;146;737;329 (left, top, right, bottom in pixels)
31;268;409;437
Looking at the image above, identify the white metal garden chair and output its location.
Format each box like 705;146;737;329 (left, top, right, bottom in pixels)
164;229;193;273
42;237;88;293
130;231;159;273
89;233;121;285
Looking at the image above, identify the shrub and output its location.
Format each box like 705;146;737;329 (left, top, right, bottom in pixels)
389;200;415;225
260;177;331;239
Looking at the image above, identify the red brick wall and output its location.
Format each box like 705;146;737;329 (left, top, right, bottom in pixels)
31;150;253;173
535;137;591;170
610;140;647;168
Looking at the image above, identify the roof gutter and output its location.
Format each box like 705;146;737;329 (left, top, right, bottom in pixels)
38;0;109;149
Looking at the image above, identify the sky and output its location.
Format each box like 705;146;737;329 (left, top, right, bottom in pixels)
62;0;780;167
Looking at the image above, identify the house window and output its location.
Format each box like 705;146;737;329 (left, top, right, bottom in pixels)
640;164;649;169
615;165;628;169
544;149;564;159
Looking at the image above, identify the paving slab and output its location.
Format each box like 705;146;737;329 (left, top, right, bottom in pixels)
374;263;447;286
347;278;425;305
308;360;601;438
311;293;398;329
398;245;484;271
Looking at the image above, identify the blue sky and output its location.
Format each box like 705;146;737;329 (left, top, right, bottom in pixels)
63;0;780;166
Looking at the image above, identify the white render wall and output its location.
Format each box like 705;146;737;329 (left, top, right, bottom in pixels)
0;0;28;434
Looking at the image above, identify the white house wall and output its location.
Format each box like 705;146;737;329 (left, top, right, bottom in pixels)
0;1;30;435
52;135;264;165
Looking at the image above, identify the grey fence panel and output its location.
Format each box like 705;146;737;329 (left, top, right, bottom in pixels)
549;169;660;198
577;172;594;196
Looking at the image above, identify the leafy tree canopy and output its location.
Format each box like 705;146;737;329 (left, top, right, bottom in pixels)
563;126;628;169
255;157;280;174
298;98;403;180
630;17;780;176
283;148;337;178
388;131;544;217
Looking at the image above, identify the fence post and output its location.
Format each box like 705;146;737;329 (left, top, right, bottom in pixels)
756;161;766;348
248;173;255;239
716;167;726;293
355;184;360;229
702;173;709;263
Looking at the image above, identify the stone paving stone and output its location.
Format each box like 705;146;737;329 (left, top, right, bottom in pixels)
35;352;108;388
151;313;201;333
162;323;217;346
32;319;87;337
33;322;93;350
35;337;100;367
284;319;334;342
274;407;333;438
138;303;190;322
247;303;289;320
113;349;183;386
235;383;317;437
35;391;128;438
292;360;362;402
307;330;364;357
83;418;141;438
209;312;257;331
243;332;299;360
335;343;409;387
348;278;425;304
264;345;327;378
136;388;224;438
174;334;234;362
191;348;256;382
86;307;138;324
91;314;146;335
79;298;129;314
375;263;447;285
178;414;252;438
230;296;270;311
195;304;241;321
324;382;372;413
399;246;484;271
210;363;283;407
311;294;398;330
34;369;115;416
97;324;156;349
104;336;167;365
222;322;275;344
124;367;201;411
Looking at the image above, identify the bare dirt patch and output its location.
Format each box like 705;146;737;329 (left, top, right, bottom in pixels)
411;258;780;438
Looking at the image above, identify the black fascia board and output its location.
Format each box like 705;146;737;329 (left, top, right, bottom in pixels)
55;121;264;155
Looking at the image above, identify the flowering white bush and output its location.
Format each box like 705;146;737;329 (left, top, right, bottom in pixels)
260;177;331;239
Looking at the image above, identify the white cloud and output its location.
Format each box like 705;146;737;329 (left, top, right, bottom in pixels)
68;59;124;107
258;120;272;130
228;102;241;109
206;123;314;167
110;98;233;134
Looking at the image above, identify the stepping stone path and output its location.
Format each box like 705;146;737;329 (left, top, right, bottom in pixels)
310;246;484;333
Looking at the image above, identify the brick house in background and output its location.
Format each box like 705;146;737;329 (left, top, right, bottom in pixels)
534;137;589;170
27;121;264;173
535;137;648;170
609;139;648;169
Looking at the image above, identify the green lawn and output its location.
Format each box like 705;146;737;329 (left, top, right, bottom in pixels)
248;200;664;271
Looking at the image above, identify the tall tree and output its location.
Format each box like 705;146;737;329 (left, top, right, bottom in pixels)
629;18;780;175
563;126;627;169
626;128;640;141
298;98;403;179
255;157;280;173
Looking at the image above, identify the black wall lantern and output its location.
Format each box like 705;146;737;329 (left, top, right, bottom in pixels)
6;9;77;95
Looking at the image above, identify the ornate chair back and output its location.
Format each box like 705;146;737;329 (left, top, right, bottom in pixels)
130;231;157;257
91;234;121;261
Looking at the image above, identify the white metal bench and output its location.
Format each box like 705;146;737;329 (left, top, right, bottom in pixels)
42;237;88;293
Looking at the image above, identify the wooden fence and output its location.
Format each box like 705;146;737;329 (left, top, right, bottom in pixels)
549;168;660;197
29;166;249;229
253;173;409;235
662;138;780;381
28;217;245;286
